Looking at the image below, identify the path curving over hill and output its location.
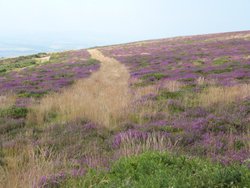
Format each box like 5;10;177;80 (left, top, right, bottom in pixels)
86;49;131;126
28;49;131;128
88;49;130;92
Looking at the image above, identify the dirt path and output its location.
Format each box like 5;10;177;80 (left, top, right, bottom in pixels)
29;49;131;128
88;49;130;101
88;49;130;93
85;49;131;126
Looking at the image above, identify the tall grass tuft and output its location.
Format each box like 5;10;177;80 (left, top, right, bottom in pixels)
0;145;61;188
197;84;250;107
114;132;179;158
0;94;16;109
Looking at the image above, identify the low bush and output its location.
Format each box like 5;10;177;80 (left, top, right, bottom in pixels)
142;73;165;81
0;107;28;119
62;152;250;188
213;56;230;65
156;90;182;100
86;58;101;65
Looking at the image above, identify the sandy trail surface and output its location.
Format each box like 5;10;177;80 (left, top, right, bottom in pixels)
82;49;131;127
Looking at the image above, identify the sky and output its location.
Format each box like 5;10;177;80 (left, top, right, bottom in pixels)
0;0;250;57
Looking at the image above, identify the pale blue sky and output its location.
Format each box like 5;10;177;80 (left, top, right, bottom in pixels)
0;0;250;56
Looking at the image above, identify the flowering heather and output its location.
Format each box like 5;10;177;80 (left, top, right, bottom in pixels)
100;31;250;86
1;31;250;187
112;129;149;149
35;168;85;188
0;50;100;106
36;172;67;188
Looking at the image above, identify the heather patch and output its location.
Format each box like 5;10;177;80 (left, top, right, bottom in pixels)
1;31;250;187
0;50;99;97
0;118;25;136
27;49;130;127
101;32;250;86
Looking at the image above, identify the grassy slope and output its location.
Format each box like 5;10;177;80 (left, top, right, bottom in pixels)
0;31;250;187
63;152;250;188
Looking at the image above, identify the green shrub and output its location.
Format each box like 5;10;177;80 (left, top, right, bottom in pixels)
17;91;48;98
193;60;205;66
0;145;5;166
209;67;233;74
146;125;183;133
142;73;165;81
0;107;28;118
0;68;7;73
213;56;230;65
234;140;245;150
156;91;182;100
180;77;195;82
0;59;36;72
62;152;250;188
34;53;48;58
86;58;101;65
139;60;149;67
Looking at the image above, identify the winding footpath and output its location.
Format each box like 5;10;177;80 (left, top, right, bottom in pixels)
85;49;131;127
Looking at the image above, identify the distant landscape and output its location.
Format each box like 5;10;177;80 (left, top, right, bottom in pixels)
0;33;141;58
0;31;249;187
0;41;88;58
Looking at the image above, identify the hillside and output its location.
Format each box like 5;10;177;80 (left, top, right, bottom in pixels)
0;31;250;187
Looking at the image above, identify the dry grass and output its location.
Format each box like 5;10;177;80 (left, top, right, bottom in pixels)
161;80;183;92
197;84;250;107
196;77;218;86
115;132;179;158
80;142;109;169
133;85;159;99
0;94;16;109
0;145;61;188
196;77;205;86
128;84;166;125
129;100;164;125
27;49;131;128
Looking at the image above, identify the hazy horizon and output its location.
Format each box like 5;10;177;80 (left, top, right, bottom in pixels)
1;0;250;57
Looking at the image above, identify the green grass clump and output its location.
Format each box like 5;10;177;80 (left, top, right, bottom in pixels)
17;91;48;98
213;56;230;65
142;73;165;81
146;125;183;133
156;90;182;100
209;67;233;74
0;145;5;166
86;58;101;66
62;152;250;188
193;59;205;66
0;59;36;73
138;59;149;68
0;107;28;118
0;68;7;73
